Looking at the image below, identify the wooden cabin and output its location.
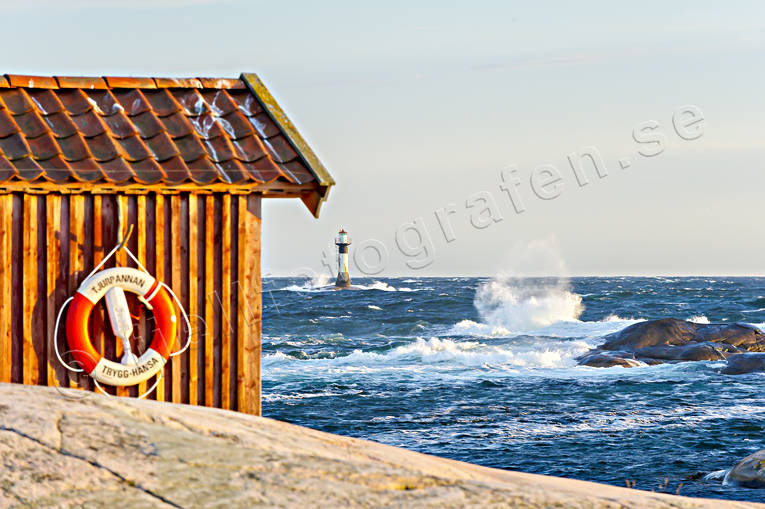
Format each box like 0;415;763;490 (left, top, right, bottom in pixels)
0;73;334;415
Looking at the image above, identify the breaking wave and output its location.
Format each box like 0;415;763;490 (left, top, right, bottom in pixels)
264;335;594;374
278;279;416;292
470;276;584;333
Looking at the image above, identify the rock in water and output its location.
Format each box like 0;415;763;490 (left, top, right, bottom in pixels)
578;318;765;368
576;351;644;368
728;449;765;488
722;353;765;375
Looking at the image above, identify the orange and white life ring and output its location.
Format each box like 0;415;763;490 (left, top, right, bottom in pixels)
65;267;177;387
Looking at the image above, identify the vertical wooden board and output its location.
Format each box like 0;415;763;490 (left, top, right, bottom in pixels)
253;196;262;416
220;194;232;410
11;194;22;384
236;195;263;415
114;195;130;285
187;193;199;406
0;194;12;381
170;194;183;403
68;194;87;389
229;200;239;410
162;195;173;399
58;195;71;387
154;193;168;402
144;193;158;400
236;196;249;412
136;195;148;397
124;195;139;398
22;195;40;385
36;196;47;386
115;194;130;398
98;196;116;396
212;195;222;408
91;195;105;363
84;194;97;393
179;194;190;405
194;196;205;406
204;195;215;407
45;194;67;387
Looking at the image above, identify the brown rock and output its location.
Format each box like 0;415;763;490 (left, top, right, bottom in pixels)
729;449;765;488
723;353;765;375
578;351;643;368
579;319;765;368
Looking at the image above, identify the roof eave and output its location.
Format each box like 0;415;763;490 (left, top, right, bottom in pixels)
240;72;334;218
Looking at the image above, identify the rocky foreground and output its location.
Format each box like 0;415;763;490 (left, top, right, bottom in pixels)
0;384;761;508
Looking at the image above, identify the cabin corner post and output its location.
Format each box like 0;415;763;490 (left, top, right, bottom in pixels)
237;194;262;415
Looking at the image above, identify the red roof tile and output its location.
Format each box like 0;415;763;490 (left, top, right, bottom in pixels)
7;75;57;89
105;76;156;89
0;73;334;216
56;76;107;89
154;77;202;89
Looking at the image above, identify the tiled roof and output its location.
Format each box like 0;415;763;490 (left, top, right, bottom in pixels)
0;73;334;215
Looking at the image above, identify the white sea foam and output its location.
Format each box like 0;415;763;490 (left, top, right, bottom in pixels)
368;305;383;310
472;276;584;333
264;335;594;376
688;315;711;324
311;273;330;287
262;388;362;403
703;469;729;481
451;320;511;337
448;315;641;340
361;281;397;291
278;279;404;292
603;314;635;322
499;402;765;438
279;282;332;292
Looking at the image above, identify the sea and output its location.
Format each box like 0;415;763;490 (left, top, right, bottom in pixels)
262;276;765;502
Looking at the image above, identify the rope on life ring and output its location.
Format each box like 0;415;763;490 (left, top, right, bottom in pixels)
53;220;191;399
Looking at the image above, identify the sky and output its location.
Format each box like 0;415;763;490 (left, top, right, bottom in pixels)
3;1;764;277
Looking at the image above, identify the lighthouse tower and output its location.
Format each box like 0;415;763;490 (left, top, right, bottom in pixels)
334;228;352;288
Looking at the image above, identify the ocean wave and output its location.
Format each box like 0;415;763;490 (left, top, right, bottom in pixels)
264;336;594;374
278;283;334;293
262;388;362;402
448;315;642;340
361;281;397;291
451;320;512;337
277;280;420;293
703;469;729;482
473;276;584;332
498;403;765;438
688;315;710;324
602;313;638;322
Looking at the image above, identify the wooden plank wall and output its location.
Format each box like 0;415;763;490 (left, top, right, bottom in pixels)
0;191;262;415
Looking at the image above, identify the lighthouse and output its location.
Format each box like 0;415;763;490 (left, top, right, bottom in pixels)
334;228;352;288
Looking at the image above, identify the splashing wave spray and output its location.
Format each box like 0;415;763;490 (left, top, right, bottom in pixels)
474;276;584;332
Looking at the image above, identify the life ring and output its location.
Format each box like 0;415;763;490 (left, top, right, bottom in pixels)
65;267;177;387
